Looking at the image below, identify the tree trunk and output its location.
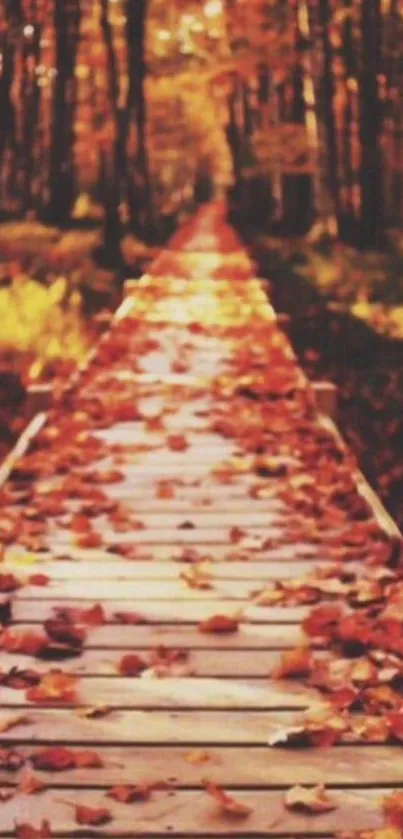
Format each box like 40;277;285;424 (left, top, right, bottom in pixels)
0;1;22;215
46;0;81;226
318;0;340;220
125;0;153;239
359;0;385;248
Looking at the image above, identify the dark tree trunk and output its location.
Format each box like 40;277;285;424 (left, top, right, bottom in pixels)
99;0;125;270
359;0;385;248
318;0;340;219
0;1;22;212
46;0;81;226
125;0;153;239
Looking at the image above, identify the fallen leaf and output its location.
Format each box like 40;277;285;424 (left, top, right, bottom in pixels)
185;749;211;765
107;783;155;803
26;671;78;704
117;653;148;676
31;747;76;772
198;615;239;634
0;713;30;733
272;647;313;679
285;784;337;813
383;791;403;828
15;821;52;839
28;574;49;587
74;804;112;826
18;773;47;795
204;781;252;818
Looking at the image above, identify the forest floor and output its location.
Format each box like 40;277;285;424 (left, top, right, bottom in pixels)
251;235;403;530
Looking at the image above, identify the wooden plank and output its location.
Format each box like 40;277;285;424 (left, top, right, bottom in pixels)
1;676;318;710
6;559;325;581
0;787;389;835
6;542;317;564
47;527;284;547
0;708;390;746
2;744;400;788
10;603;308;632
15;572;325;600
1;648;293;678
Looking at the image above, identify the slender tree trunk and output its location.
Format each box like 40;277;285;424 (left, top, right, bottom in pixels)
359;0;385;248
99;0;125;268
125;0;153;238
0;1;22;215
318;0;340;219
46;0;81;225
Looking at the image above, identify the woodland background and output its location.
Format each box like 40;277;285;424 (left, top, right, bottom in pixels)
0;0;403;525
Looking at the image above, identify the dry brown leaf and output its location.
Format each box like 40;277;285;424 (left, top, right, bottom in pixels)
285;784;337;813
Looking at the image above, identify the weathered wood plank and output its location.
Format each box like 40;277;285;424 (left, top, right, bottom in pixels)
2;744;401;787
1;648;291;678
7;559;324;581
0;708;390;746
15;572;322;601
1;676;318;710
9;603;308;631
0;787;388;835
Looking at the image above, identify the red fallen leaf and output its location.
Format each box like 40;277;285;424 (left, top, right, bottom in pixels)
1;667;40;689
156;481;175;499
74;750;104;768
1;630;46;657
328;687;359;711
303;605;343;638
229;526;246;544
26;671;78;704
44;620;86;648
0;573;21;592
383;791;403;828
18;773;47;795
118;653;148;676
31;747;76;771
75;531;103;549
107;783;156;802
70;514;92;533
0;747;26;772
284;784;337;813
74;804;112;826
167;434;188;452
387;712;403;742
272;647;312;679
204;781;252;818
114;611;148;625
54;603;106;627
88;469;124;484
28;574;49;587
15;820;52;838
198;615;239;634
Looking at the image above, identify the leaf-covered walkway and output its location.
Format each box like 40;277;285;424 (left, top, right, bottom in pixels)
0;201;402;837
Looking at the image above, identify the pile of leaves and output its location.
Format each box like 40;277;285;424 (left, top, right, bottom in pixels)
251;238;403;529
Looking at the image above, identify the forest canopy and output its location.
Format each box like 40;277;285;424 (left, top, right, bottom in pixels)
0;0;402;247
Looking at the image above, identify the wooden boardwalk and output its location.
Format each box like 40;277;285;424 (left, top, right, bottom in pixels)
0;201;402;836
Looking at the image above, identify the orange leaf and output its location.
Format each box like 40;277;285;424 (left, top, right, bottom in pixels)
107;783;155;803
118;653;148;676
284;784;337;813
28;574;49;587
31;747;76;772
15;821;52;839
272;647;312;679
26;671;78;704
167;434;188;452
75;805;112;826
18;773;47;795
198;615;239;634
383;791;403;828
204;781;252;818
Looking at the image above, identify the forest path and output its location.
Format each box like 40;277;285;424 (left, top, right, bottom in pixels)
0;201;401;837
